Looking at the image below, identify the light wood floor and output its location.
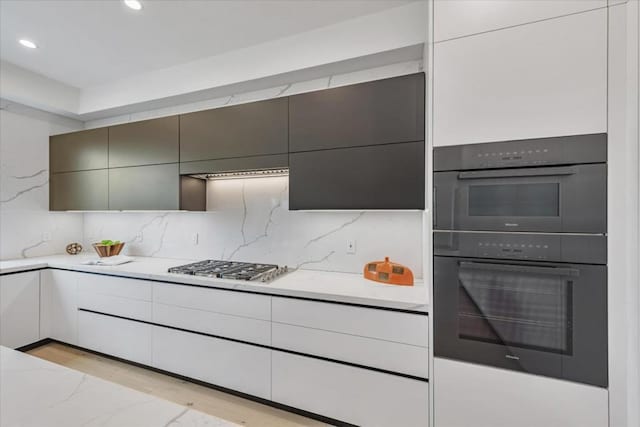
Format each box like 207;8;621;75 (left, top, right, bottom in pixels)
27;342;328;427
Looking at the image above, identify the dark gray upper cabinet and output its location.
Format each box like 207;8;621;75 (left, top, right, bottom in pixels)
108;164;179;210
108;117;179;168
50;169;108;211
289;73;425;152
50;128;108;172
289;141;425;210
180;97;288;162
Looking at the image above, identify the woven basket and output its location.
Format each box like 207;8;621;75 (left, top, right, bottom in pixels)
92;242;125;257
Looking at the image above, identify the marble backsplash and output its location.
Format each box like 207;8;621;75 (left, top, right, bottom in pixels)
84;176;424;277
0;105;84;260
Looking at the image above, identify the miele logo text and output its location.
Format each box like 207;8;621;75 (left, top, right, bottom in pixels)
505;223;519;227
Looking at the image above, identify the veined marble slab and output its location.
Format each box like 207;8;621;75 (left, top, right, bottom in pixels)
0;346;238;427
0;255;429;312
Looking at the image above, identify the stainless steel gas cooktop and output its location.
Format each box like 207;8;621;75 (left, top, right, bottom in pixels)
168;260;288;282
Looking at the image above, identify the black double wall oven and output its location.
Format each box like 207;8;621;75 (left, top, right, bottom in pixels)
433;133;608;387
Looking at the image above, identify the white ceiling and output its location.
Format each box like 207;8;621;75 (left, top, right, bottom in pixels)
0;0;412;89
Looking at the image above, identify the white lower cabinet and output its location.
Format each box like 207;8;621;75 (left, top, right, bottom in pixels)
272;322;428;378
40;269;79;345
77;310;152;365
272;351;429;427
0;271;40;348
434;358;609;427
76;273;152;321
151;326;271;400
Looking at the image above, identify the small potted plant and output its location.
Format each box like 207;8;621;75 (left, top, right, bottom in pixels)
92;240;125;257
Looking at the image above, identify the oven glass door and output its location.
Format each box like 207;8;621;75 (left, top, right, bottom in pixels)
457;261;571;355
433;163;606;233
434;256;608;387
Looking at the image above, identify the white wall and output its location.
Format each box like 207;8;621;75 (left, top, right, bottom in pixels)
0;101;84;259
81;60;426;276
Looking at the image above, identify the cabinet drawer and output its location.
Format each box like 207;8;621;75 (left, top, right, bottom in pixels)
272;298;428;347
78;311;152;365
153;283;270;320
152;326;271;399
76;274;152;321
78;292;152;322
153;303;270;345
272;351;429;427
77;273;152;300
272;323;427;378
289;141;425;210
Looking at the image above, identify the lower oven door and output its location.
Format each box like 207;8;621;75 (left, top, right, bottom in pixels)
434;256;607;387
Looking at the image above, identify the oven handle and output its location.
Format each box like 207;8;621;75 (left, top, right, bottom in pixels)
457;166;576;180
459;261;580;277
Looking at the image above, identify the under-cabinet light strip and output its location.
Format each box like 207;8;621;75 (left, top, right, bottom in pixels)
203;168;289;180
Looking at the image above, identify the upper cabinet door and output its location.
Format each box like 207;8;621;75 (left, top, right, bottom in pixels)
433;9;607;147
289;73;425;152
108;163;179;210
180;97;288;162
434;0;606;42
433;9;607;146
108;117;179;168
50;170;109;211
289;142;425;210
50;128;108;172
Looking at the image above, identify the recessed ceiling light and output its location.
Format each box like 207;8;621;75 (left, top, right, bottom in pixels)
18;39;37;49
124;0;142;10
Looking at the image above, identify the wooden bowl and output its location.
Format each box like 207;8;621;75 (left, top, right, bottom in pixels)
92;242;125;257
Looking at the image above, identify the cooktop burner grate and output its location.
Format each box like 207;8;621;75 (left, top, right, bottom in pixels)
168;260;288;282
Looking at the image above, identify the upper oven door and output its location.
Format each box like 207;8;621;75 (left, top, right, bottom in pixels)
433;164;606;233
433;256;608;387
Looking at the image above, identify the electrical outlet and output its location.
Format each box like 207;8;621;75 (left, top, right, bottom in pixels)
42;232;52;242
191;233;199;245
346;239;356;254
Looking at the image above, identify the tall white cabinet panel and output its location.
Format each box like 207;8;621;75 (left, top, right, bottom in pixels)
434;358;608;427
40;269;78;345
272;351;429;427
152;326;271;399
433;9;607;147
0;271;40;348
434;0;606;42
78;311;152;365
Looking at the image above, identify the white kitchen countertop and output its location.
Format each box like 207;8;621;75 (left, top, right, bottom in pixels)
0;254;428;312
0;345;238;427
